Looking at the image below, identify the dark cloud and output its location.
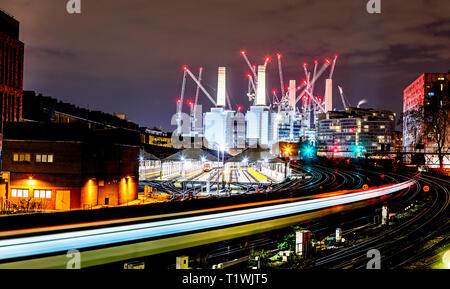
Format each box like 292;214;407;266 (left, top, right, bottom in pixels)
1;0;449;131
417;18;450;38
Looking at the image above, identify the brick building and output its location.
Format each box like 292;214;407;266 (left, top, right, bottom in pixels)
403;73;450;151
403;73;450;168
1;123;140;210
0;10;24;145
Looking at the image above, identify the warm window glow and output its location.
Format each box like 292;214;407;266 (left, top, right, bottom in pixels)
14;153;31;163
34;190;52;199
36;154;54;163
11;189;29;198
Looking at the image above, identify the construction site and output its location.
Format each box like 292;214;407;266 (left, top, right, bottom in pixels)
174;50;345;152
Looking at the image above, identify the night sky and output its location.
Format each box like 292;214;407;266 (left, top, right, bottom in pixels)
2;0;449;131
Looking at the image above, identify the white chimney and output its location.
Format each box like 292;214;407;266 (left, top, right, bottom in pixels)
324;78;333;112
289;80;296;108
217;67;226;107
256;65;266;106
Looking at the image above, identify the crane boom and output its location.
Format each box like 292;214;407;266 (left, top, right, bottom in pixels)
264;56;270;69
277;53;285;98
338;85;351;108
184;67;217;106
226;90;232;110
311;60;318;96
193;67;203;115
241;51;258;81
248;75;257;93
178;70;187;114
329;55;338;79
304;88;326;113
295;60;331;105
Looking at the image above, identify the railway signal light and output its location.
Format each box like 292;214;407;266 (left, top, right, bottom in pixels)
353;145;365;156
302;145;315;158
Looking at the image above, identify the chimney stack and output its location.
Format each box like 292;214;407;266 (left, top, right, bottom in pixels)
217;67;226;107
289;80;296;108
256;65;266;106
324;78;333;112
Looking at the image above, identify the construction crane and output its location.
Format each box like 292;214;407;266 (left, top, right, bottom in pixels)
183;66;217;106
311;60;318;98
176;69;188;133
329;55;338;79
337;85;351;109
272;90;280;110
264;56;270;69
277;53;285;99
295;59;332;106
193;67;203;114
240;50;258;82
246;73;256;102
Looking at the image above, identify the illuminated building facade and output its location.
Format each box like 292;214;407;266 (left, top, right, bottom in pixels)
317;107;395;157
0;123;139;210
393;131;403;153
403;73;450;154
0;10;24;146
141;128;173;148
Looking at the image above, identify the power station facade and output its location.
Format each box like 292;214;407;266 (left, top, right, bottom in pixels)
176;53;353;152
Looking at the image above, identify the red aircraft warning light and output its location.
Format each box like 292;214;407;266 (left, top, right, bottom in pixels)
241;50;246;55
176;98;181;104
182;65;188;71
325;59;331;65
237;105;242;111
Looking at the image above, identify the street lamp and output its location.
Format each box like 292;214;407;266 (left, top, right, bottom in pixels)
220;145;225;188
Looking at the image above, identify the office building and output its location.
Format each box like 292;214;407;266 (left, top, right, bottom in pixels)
0;10;24;146
317;107;396;157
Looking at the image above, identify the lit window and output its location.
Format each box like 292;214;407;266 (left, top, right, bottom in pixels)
17;189;23;197
46;190;51;199
23;190;29;198
35;154;54;163
34;190;39;198
15;153;31;162
11;189;17;197
40;190;46;198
